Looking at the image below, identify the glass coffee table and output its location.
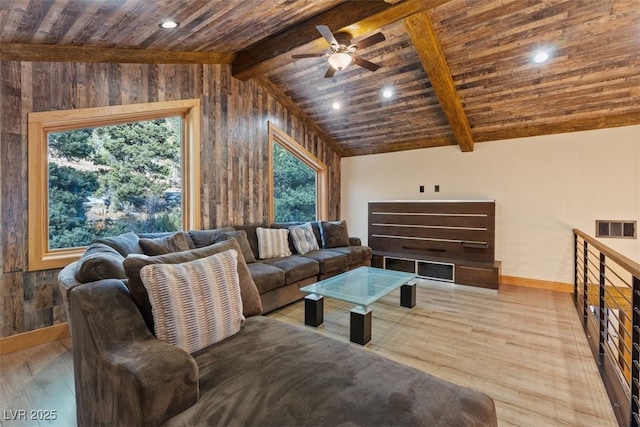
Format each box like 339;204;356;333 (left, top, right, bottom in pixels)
300;266;417;345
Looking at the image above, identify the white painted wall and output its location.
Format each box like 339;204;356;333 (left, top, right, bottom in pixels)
341;125;640;285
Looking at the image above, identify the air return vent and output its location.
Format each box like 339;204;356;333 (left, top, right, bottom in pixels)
596;220;636;239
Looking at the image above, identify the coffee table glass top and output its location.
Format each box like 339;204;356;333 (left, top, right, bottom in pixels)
300;266;416;308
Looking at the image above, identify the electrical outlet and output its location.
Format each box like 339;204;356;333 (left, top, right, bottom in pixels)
434;185;440;192
419;185;424;193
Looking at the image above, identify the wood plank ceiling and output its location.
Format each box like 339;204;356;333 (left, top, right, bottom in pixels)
2;0;639;156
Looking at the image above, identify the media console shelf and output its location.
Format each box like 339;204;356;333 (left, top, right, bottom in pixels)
368;200;501;289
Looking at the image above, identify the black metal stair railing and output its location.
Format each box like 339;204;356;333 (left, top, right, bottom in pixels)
574;229;640;427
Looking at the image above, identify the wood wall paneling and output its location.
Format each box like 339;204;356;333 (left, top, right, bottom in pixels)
0;61;341;338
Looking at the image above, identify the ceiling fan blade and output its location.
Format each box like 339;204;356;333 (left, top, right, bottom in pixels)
316;25;338;47
292;53;327;58
354;56;381;72
353;32;385;50
324;66;336;78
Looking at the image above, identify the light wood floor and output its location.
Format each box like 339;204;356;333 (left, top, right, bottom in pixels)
0;281;616;426
1;337;75;427
268;281;617;427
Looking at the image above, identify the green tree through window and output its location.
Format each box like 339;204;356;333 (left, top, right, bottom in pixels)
47;117;182;249
272;142;317;222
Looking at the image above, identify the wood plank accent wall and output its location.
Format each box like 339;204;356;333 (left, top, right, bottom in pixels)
0;61;341;338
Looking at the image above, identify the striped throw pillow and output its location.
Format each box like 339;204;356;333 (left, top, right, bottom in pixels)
256;227;292;259
289;223;320;254
139;249;245;353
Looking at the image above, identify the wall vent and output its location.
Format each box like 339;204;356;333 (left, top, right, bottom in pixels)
596;220;637;239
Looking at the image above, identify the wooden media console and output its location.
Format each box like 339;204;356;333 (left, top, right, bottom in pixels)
368;200;501;289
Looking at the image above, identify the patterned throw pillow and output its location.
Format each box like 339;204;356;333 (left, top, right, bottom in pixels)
256;227;292;259
289;222;320;254
139;249;245;354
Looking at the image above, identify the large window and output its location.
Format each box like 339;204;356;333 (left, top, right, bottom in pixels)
28;99;201;270
268;122;328;222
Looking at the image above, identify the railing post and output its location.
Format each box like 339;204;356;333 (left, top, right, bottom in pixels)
599;253;606;357
574;232;578;304
631;275;640;427
583;239;589;319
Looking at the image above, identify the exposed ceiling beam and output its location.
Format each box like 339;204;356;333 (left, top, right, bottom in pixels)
404;11;474;152
342;136;455;157
475;112;640;143
0;43;235;64
232;0;453;81
254;76;345;157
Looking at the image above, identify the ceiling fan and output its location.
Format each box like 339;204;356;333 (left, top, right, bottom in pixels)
292;25;385;78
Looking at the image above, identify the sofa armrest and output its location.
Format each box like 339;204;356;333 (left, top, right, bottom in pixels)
349;237;362;246
58;261;81;324
70;279;198;427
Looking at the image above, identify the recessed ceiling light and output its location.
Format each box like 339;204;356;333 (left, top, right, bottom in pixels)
332;102;341;110
159;21;179;29
382;88;394;98
533;50;550;64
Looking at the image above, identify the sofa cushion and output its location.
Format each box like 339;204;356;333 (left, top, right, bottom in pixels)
124;239;262;332
74;243;126;283
188;227;235;248
139;231;196;256
211;230;256;263
261;256;319;285
140;249;244;354
256;227;292;259
320;220;350;248
94;231;143;256
246;262;286;294
289;223;320;255
302;250;348;275
327;246;373;266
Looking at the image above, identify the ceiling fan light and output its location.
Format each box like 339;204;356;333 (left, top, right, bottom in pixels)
328;52;353;71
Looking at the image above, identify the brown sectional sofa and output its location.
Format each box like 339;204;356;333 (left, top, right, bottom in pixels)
57;221;498;426
58;220;372;318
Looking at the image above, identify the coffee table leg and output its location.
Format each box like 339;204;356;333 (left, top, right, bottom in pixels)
400;281;416;308
350;306;372;345
305;294;324;327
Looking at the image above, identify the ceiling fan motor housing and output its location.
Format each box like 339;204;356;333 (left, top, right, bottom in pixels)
332;32;353;48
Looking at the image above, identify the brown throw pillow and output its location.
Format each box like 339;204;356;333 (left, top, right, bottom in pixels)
93;231;142;256
74;243;126;283
211;229;256;263
321;220;350;248
139;231;196;256
188;227;235;248
124;238;262;332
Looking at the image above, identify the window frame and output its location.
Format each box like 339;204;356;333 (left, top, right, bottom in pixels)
28;99;201;271
268;121;328;223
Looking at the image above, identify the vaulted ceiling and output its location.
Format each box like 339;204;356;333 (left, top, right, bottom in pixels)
2;0;639;156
